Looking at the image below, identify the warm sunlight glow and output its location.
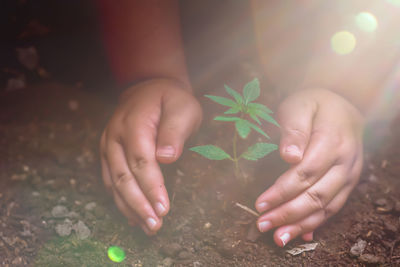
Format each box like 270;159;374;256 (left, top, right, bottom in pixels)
386;0;400;6
331;31;356;55
356;12;378;33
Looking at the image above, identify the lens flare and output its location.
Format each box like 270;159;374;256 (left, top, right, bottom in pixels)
356;12;378;32
331;31;356;55
107;246;126;263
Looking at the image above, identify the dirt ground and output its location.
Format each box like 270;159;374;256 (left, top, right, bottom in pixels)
1;1;400;266
0;77;399;266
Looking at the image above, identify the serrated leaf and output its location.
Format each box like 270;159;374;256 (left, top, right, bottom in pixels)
224;107;240;114
224;84;243;104
247;103;273;114
247;121;270;139
235;119;251;139
256;110;280;127
243;78;260;104
214;116;241;122
190;145;232;160
250;113;261;125
205;95;236;107
241;143;278;161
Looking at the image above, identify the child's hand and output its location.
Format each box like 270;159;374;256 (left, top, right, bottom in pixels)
100;79;202;235
255;88;364;246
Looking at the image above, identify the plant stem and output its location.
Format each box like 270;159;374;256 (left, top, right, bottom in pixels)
232;129;239;175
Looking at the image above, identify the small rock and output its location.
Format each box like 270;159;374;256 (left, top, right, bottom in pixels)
178;251;192;260
32;191;40;197
59;196;67;203
160;243;182;257
67;211;79;218
193;261;202;267
368;174;378;183
359;253;383;264
383;221;398;233
55;219;73;237
72;220;91;240
161;257;173;267
374;198;388;207
176;169;184;176
217;238;236;258
84;202;97;211
203;222;212;229
11;257;23;265
51;205;69;218
350;239;367;257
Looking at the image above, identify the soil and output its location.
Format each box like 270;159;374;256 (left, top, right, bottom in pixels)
0;79;399;266
1;1;400;266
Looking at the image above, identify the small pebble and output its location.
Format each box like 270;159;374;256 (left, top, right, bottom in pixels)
350;239;367;257
72;220;91;240
55;219;73;237
51;205;69;218
161;257;173;267
193;261;202;267
203;222;212;229
160;243;182;257
359;253;383;264
84;202;97;211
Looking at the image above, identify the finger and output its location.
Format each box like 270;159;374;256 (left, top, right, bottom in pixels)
256;131;344;213
257;165;347;233
277;95;316;164
123;125;170;218
106;140;162;232
273;185;352;247
156;92;202;164
100;133;113;195
112;188;139;227
302;232;314;242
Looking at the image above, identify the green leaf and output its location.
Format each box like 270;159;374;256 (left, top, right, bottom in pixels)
243;78;260;104
250;113;261;125
235;119;251;139
247;103;273;114
190;145;232;160
205;95;236;107
224;107;240;114
213;116;241;122
224;84;243;104
247;121;270;139
256;110;280;127
241;143;278;161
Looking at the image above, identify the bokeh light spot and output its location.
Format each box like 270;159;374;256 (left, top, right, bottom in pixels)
107;246;126;263
356;12;378;32
331;31;356;55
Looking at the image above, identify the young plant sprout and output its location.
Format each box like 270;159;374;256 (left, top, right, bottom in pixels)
190;78;279;183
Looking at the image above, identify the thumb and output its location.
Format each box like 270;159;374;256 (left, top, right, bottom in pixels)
278;95;316;164
156;94;202;164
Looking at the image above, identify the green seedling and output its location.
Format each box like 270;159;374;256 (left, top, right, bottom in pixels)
190;78;279;183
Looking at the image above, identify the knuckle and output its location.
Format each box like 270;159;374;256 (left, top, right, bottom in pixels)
114;172;133;189
296;167;317;186
305;189;325;210
130;156;150;172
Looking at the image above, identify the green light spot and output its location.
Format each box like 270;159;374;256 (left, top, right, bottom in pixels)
107;246;126;263
355;12;378;33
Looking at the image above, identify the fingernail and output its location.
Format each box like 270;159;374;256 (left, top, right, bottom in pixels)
146;217;157;230
155;202;166;216
256;202;269;212
258;220;272;232
279;232;291;247
285;145;302;157
157;146;176;158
